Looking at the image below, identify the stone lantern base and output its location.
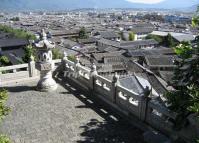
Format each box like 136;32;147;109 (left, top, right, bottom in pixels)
36;65;57;92
37;77;57;92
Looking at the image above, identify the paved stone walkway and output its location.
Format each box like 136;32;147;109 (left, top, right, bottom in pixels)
0;81;145;143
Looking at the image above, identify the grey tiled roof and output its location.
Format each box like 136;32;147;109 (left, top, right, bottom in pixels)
172;34;195;42
99;31;119;39
145;55;175;66
119;76;143;94
120;39;158;49
92;51;124;61
78;37;97;44
131;27;154;34
0;38;29;48
159;71;174;83
97;39;158;50
127;48;175;57
63;39;78;48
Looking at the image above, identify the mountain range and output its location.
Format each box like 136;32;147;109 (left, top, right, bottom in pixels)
0;0;198;11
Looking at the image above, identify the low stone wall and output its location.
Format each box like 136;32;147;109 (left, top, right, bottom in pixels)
63;57;147;121
62;57;199;143
0;59;62;87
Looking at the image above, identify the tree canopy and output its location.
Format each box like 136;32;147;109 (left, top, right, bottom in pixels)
129;32;135;41
166;33;177;48
22;45;36;63
10;17;20;21
52;48;64;60
165;9;199;125
0;24;35;40
79;27;88;39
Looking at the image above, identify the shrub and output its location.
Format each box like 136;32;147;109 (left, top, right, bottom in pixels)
0;56;10;67
0;134;11;143
22;45;36;63
52;48;64;60
146;34;163;44
129;32;135;41
0;89;11;143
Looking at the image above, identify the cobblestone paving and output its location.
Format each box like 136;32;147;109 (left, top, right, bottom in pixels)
0;81;145;143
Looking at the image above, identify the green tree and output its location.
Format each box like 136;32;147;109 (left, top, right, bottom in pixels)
129;32;135;41
118;16;123;20
146;34;163;44
67;55;76;62
10;17;20;21
22;45;36;63
164;13;199;130
0;24;35;40
174;42;192;59
52;48;64;60
79;27;88;39
166;33;176;48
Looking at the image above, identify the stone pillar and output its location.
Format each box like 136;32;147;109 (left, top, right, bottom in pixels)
28;55;36;77
62;52;69;77
111;72;119;103
89;62;97;95
35;29;57;92
139;86;151;121
74;56;80;78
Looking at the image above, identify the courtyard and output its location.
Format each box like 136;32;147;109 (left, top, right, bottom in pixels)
0;80;145;143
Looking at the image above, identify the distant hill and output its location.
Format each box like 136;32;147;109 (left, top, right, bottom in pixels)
0;0;198;11
189;4;198;11
0;0;136;11
177;4;198;12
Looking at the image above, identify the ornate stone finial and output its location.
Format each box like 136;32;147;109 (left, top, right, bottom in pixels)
64;51;68;58
41;29;47;40
63;51;68;61
143;86;152;98
90;62;97;77
112;72;119;84
30;54;35;62
91;62;96;72
76;56;80;64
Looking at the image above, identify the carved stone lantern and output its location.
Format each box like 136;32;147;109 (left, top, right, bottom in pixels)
35;29;57;92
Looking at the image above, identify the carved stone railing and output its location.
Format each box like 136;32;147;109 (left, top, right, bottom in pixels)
62;57;199;142
0;59;62;86
62;57;148;122
0;64;30;86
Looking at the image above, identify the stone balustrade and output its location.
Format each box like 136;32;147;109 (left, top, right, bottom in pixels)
62;57;199;142
0;59;62;87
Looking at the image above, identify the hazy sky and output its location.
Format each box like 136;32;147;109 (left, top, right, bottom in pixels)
0;0;198;10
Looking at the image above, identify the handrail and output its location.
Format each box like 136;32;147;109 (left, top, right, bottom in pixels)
54;59;62;63
0;64;28;71
95;75;112;86
117;84;140;99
